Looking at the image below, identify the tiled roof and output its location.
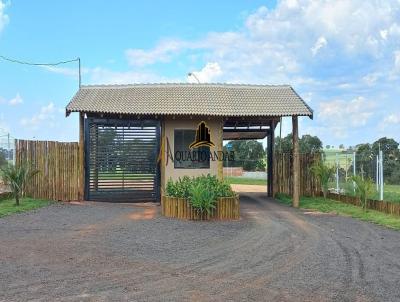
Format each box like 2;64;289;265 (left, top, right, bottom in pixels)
65;83;313;118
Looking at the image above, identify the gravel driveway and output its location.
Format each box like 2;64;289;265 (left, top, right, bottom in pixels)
1;193;400;302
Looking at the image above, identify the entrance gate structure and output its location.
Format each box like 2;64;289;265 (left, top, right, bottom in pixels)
85;118;160;202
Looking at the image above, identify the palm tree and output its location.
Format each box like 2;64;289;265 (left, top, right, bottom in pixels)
351;175;374;211
0;163;38;206
310;160;335;199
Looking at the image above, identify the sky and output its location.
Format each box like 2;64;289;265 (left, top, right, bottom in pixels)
1;0;400;148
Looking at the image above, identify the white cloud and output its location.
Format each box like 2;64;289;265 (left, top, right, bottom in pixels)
20;102;58;129
311;36;327;56
125;39;189;66
15;0;398;144
88;67;180;84
319;97;375;127
393;50;400;72
317;97;376;139
362;72;381;86
383;113;400;125
8;93;23;106
120;0;400;86
0;93;23;106
0;0;9;33
187;62;222;83
379;112;400;133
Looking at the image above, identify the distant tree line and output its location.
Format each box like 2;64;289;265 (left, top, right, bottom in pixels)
353;137;400;184
275;134;400;185
274;134;323;154
223;140;266;171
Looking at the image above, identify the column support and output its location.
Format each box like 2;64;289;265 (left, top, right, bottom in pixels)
292;116;300;207
267;121;275;197
79;112;85;200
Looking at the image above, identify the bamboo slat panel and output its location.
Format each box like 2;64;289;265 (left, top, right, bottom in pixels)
273;152;321;197
161;195;240;220
326;192;400;216
15;139;82;201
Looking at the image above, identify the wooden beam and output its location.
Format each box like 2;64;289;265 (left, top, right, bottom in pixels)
79;112;85;200
292;116;300;207
267;121;275;197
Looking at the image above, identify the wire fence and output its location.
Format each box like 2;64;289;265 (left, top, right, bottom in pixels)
0;132;15;165
324;150;400;203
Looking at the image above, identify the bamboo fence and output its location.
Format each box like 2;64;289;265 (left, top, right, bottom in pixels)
161;195;240;220
326;192;400;216
273;152;321;197
15;139;83;201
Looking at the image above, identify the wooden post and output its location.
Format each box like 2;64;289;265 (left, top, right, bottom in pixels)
79;113;85;200
267;121;275;197
292;116;300;207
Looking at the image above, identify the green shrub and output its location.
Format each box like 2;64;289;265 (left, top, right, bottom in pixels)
165;175;235;213
165;176;192;198
190;182;216;214
310;159;335;199
351;175;374;211
0;162;39;206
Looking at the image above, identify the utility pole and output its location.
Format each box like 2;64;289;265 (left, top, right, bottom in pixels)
376;154;379;192
353;152;356;193
78;57;81;88
379;150;384;201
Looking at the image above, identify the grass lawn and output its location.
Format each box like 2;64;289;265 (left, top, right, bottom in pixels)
0;197;52;218
275;193;400;230
225;177;266;186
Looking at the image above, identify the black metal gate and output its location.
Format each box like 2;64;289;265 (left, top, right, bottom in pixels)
85;118;160;202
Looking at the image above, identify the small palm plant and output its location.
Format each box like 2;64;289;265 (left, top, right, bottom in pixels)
0;163;39;206
310;160;335;199
189;182;217;215
351;175;374;211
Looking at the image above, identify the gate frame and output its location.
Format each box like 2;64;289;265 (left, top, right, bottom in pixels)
84;116;161;202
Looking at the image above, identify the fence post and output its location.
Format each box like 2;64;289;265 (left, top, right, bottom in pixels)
336;153;339;193
379;150;383;201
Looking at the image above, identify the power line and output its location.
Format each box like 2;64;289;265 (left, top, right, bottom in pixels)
0;55;82;87
0;55;79;66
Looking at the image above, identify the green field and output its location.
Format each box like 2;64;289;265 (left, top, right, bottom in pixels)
225;177;266;186
324;149;354;167
276;193;400;230
0;198;52;218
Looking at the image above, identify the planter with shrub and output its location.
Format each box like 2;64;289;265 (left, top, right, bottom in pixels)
162;175;239;220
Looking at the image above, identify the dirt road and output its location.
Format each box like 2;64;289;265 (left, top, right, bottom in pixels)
1;193;399;301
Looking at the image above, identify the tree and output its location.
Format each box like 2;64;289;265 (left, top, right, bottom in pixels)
0;163;39;206
274;134;293;153
224;140;266;171
339;144;344;149
326;145;331;149
371;137;400;184
355;143;373;179
300;135;323;154
275;134;323;154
